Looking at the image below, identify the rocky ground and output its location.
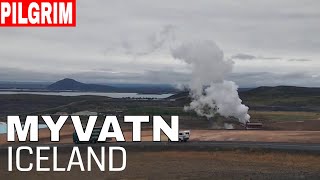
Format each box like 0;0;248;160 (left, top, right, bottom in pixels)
0;149;319;179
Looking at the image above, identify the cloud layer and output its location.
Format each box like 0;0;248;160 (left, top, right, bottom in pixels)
0;0;319;87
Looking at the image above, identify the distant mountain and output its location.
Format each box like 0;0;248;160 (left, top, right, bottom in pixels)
46;78;178;94
47;78;118;92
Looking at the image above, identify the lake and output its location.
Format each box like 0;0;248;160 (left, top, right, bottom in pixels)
0;122;48;134
0;91;174;99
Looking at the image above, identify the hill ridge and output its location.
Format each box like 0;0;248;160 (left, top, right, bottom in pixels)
47;78;118;92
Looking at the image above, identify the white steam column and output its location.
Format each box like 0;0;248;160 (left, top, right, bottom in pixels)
171;40;250;123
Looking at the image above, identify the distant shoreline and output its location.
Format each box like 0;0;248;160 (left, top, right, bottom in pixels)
0;90;174;99
0;89;170;95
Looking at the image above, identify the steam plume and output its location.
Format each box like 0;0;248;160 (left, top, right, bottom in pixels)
171;41;250;123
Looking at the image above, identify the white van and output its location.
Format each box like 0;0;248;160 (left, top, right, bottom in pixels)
167;130;190;142
179;130;190;142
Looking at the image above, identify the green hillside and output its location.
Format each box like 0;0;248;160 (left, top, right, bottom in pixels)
168;86;320;111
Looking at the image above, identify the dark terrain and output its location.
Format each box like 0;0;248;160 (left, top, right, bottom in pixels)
0;85;319;131
168;86;320;112
1;85;320;179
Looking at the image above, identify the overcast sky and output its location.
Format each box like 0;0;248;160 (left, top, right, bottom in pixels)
0;0;320;87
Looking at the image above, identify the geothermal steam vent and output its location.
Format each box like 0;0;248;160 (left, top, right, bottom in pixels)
171;41;250;123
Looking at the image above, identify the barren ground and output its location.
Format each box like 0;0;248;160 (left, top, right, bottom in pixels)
0;149;319;179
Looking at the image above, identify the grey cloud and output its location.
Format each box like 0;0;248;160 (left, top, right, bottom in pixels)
0;67;190;85
259;57;281;60
2;66;320;88
104;24;176;57
231;53;313;62
0;67;65;82
281;12;320;19
0;0;319;87
288;58;312;62
67;70;190;84
231;54;256;60
231;54;281;60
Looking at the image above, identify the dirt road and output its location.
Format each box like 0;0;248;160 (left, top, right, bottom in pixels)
2;124;320;145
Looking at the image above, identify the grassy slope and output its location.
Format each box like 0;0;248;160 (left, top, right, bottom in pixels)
249;111;320;122
168;86;320;111
240;86;320;107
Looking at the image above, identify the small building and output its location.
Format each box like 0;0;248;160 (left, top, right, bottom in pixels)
243;122;263;130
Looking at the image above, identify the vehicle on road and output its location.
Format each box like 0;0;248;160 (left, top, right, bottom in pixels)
179;130;190;142
168;130;191;142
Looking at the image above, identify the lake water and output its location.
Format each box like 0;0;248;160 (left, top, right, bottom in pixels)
0;91;174;99
0;122;48;134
